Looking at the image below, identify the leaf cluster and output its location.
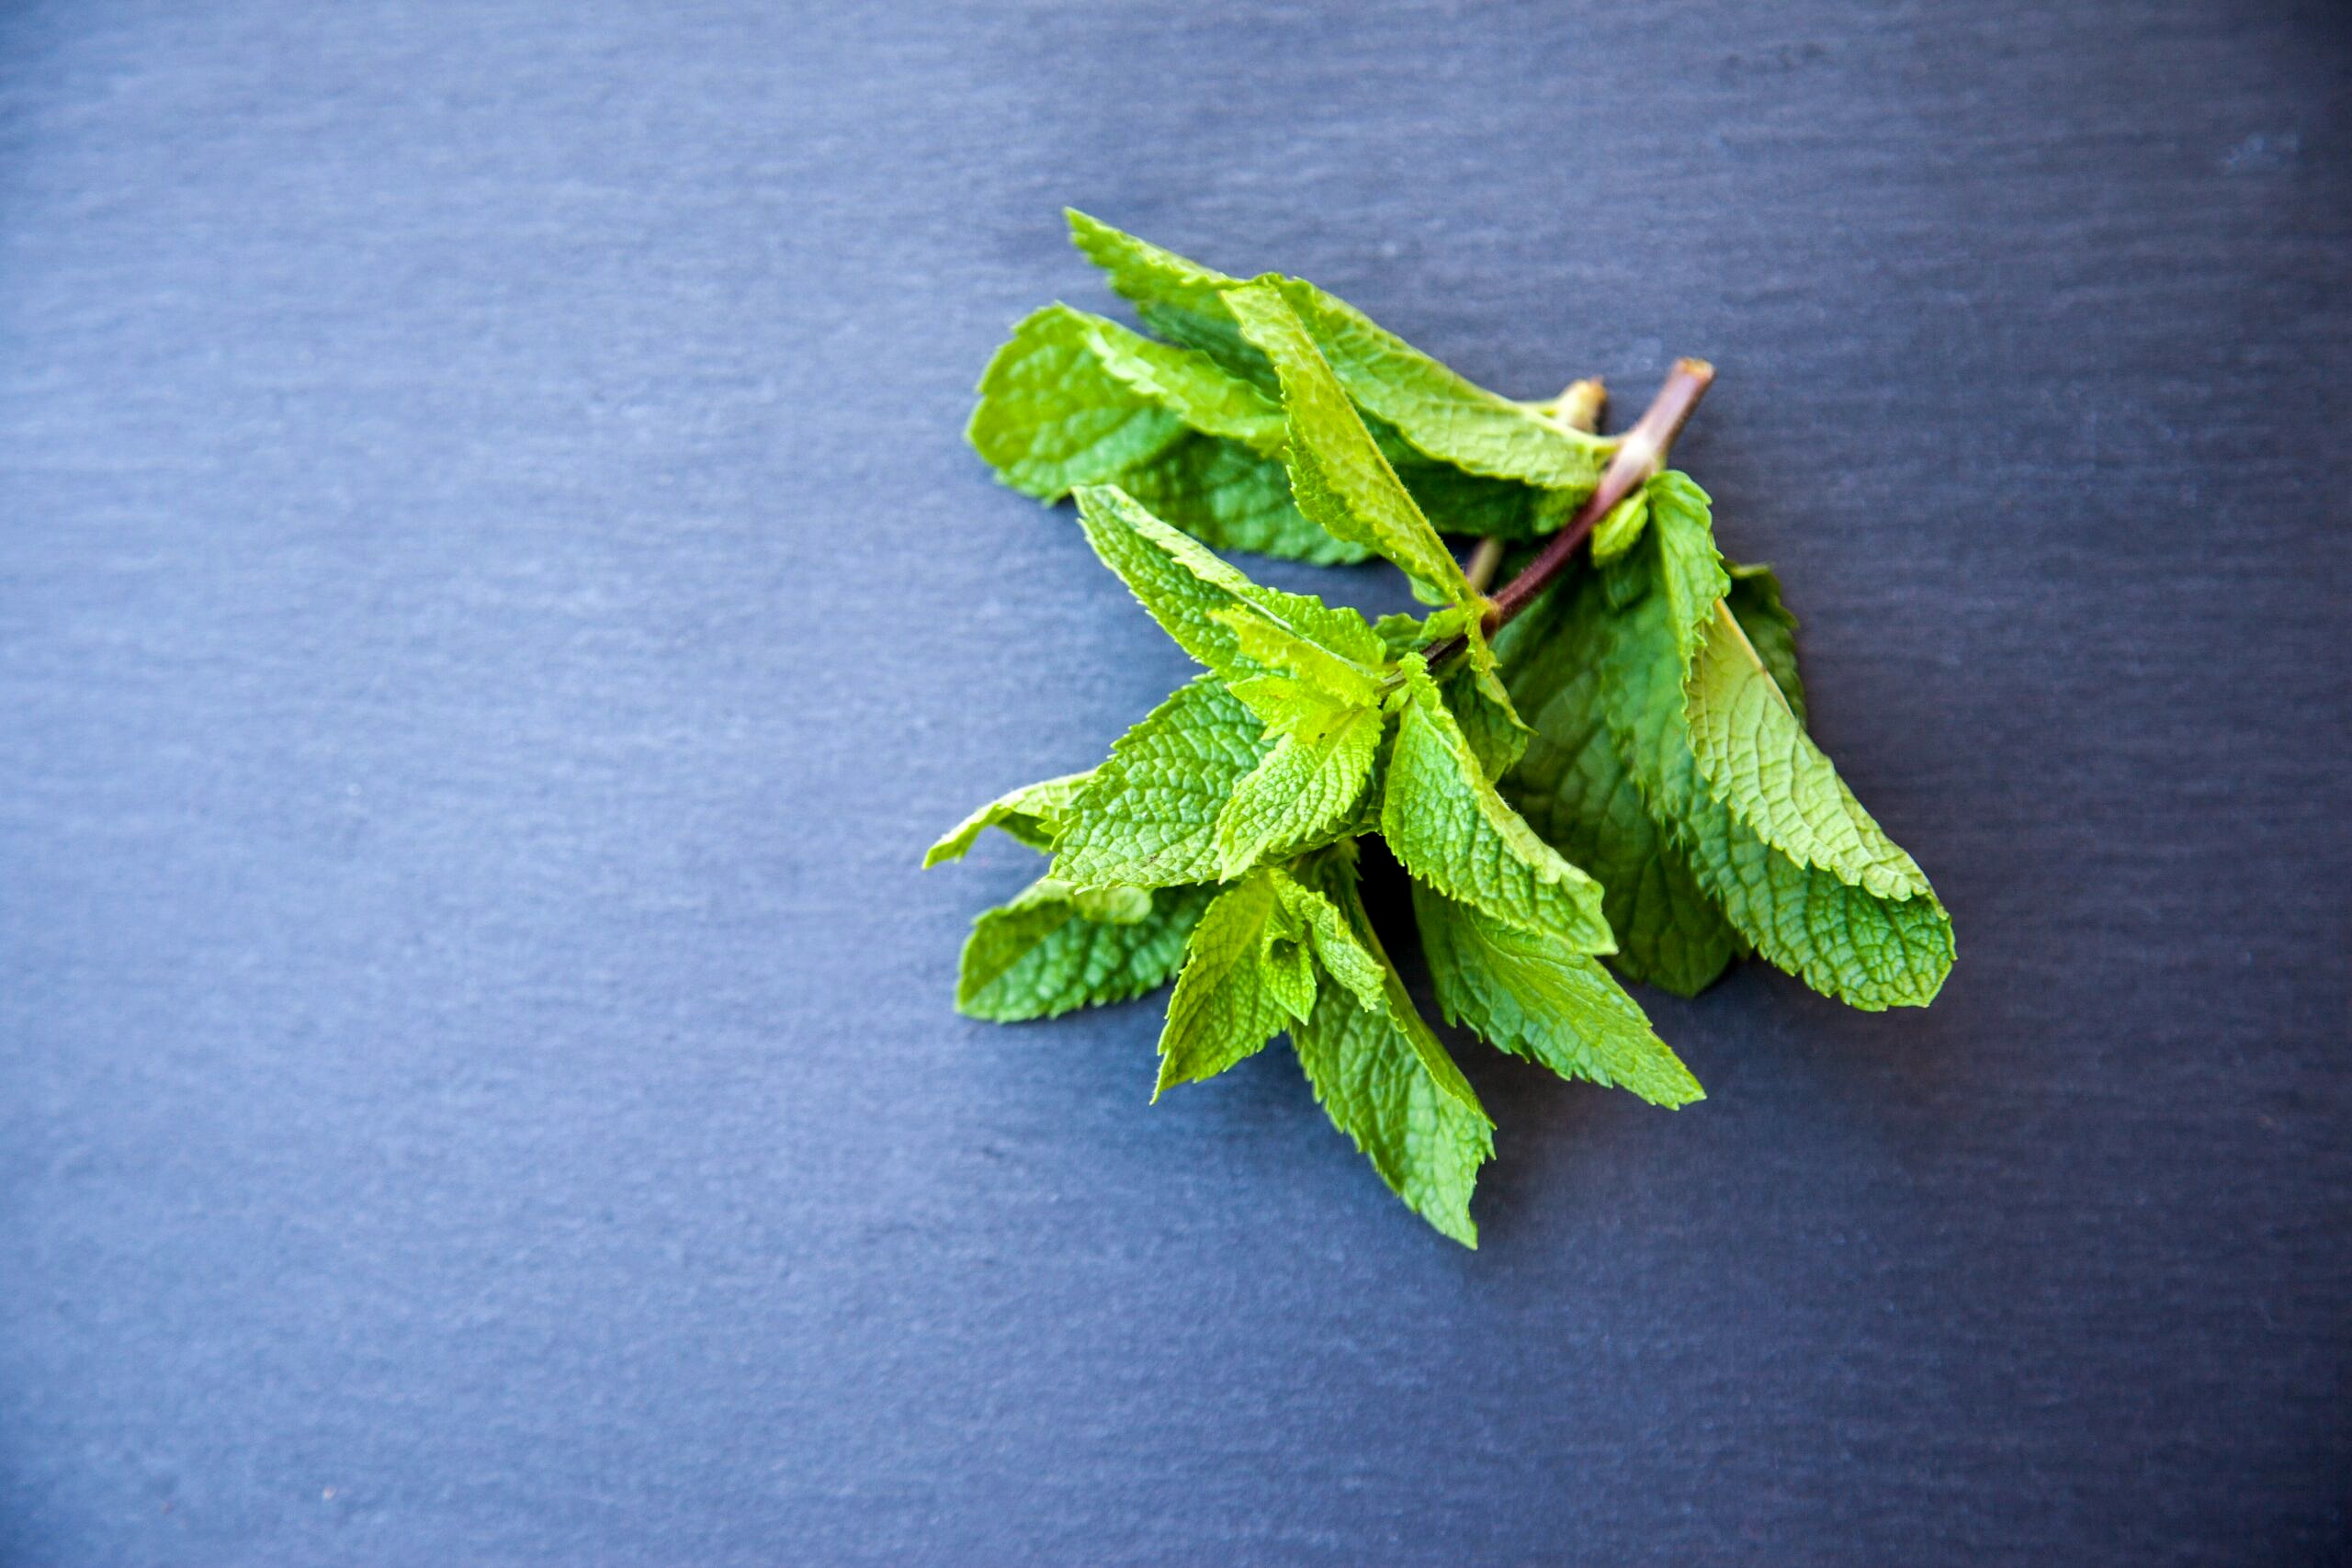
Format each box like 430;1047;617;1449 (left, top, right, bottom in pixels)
930;216;1951;1244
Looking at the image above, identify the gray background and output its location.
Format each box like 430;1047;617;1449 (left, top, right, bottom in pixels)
2;1;2346;1562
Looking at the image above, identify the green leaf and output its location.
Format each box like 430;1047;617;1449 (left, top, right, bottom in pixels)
1053;674;1275;890
1210;696;1385;879
1155;872;1308;1094
1598;542;1952;1010
1066;209;1274;386
1496;576;1737;996
1300;852;1487;1121
968;304;1359;564
1226;281;1473;604
981;232;1574;556
923;771;1092;867
1286;851;1492;1245
1411;882;1702;1108
1651;479;1918;903
1686;603;1931;900
1437;618;1530;784
1072;485;1387;697
1292;975;1492;1247
967;305;1190;500
1267;856;1389;1006
1384;437;1576;542
1113;436;1365;563
1724;561;1805;726
1215;611;1382;708
1064;210;1608;496
1084;309;1286;451
1588;490;1650;568
1380;658;1614;953
1268;276;1608;492
957;879;1213;1021
1644;470;1731;672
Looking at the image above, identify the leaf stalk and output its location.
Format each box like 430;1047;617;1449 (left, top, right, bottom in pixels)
1424;358;1713;671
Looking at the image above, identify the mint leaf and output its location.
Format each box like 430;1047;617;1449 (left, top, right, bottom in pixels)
1411;882;1702;1109
1645;470;1732;671
1066;209;1273;385
1065;211;1608;496
1438;617;1531;783
1648;478;1929;904
1298;849;1487;1121
958;878;1213;1021
1444;658;1531;784
1211;695;1385;879
1084;308;1286;450
1292;973;1491;1247
1114;438;1361;563
1267;857;1389;1006
1380;658;1614;953
1225;281;1473;604
1687;602;1932;900
1724;561;1805;726
1072;485;1386;697
1156;872;1310;1093
969;305;1358;564
1496;575;1737;996
923;771;1092;867
968;305;1190;499
1588;489;1650;567
1054;674;1273;889
1268;276;1607;491
1288;851;1492;1245
1599;541;1953;1010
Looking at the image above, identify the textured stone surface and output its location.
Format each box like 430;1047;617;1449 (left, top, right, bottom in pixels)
0;1;2345;1562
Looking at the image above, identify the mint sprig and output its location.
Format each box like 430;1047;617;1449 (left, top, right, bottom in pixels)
930;215;1954;1245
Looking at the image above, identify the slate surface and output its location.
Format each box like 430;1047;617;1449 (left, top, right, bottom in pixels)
1;2;2346;1562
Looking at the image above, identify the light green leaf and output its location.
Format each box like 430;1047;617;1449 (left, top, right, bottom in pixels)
1411;882;1702;1109
1724;561;1805;726
1299;852;1487;1120
1064;210;1608;496
1645;470;1731;672
1211;698;1385;879
1373;610;1431;658
1066;209;1273;385
978;236;1573;556
1436;617;1529;783
1216;611;1382;709
923;771;1092;867
1496;575;1737;996
1084;312;1285;451
1072;485;1387;696
1380;658;1614;953
957;879;1213;1021
1156;873;1306;1094
968;304;1358;564
1598;547;1952;1010
1269;276;1608;492
1267;857;1389;1007
1112;435;1363;564
1053;675;1274;890
1226;281;1472;605
1293;978;1491;1247
1283;848;1491;1244
967;305;1191;500
1112;403;1566;558
1686;604;1932;901
1588;491;1650;568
